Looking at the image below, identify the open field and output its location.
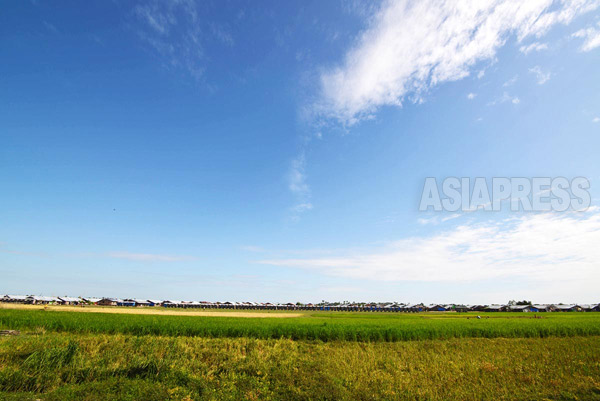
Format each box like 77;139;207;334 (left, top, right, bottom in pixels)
2;308;600;341
2;309;600;400
0;304;302;318
1;332;599;400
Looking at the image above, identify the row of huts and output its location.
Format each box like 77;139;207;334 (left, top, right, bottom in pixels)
2;295;599;312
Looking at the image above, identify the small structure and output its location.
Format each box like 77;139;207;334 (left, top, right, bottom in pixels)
133;299;151;307
552;304;581;312
453;304;470;313
532;304;553;312
162;300;182;308
485;304;507;312
29;296;59;305
82;297;101;305
118;299;136;307
508;305;534;312
58;296;81;305
1;295;30;304
97;298;119;306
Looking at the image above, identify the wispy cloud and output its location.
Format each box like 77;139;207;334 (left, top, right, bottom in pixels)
240;245;265;253
43;21;58;33
519;42;548;54
133;0;205;80
593;117;600;123
488;91;520;106
503;75;518;87
313;0;598;125
529;65;551;85
210;23;234;46
288;153;309;195
572;22;600;51
288;152;313;220
132;0;236;81
467;93;476;100
108;251;195;262
258;210;600;296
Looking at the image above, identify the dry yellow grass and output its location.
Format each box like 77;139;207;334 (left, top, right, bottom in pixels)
0;303;303;318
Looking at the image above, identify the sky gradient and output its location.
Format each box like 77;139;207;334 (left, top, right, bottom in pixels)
2;0;600;304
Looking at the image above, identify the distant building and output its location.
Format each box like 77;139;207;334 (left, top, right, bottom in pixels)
82;297;101;305
1;295;30;304
98;298;119;306
508;305;534;312
58;296;81;305
532;304;553;312
29;296;60;305
147;299;162;307
132;299;151;307
485;304;507;312
552;304;581;312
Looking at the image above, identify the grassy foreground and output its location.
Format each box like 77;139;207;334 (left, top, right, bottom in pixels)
2;309;600;341
1;332;600;400
2;309;600;400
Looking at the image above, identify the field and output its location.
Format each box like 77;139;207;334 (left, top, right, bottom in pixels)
0;304;302;318
1;307;600;400
2;307;600;341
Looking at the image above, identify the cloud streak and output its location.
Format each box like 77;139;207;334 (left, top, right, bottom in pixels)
314;0;599;125
529;65;551;84
519;41;549;54
108;251;195;262
132;0;235;81
287;151;313;220
258;210;600;292
134;0;205;80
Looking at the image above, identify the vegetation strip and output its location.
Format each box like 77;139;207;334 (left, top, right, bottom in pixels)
1;333;600;400
2;309;600;342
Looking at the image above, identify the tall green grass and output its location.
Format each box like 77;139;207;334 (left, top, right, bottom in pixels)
1;333;600;400
2;309;600;341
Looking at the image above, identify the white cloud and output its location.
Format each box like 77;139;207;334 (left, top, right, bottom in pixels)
108;252;195;262
529;65;551;84
418;213;462;225
315;0;599;125
488;91;520;106
593;117;600;122
442;213;462;222
572;22;600;51
519;42;549;54
417;216;438;225
258;211;600;300
467;92;476;100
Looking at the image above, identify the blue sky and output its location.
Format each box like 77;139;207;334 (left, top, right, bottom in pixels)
2;0;600;303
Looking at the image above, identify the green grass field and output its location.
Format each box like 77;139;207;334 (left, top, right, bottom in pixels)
2;309;600;341
1;309;600;400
